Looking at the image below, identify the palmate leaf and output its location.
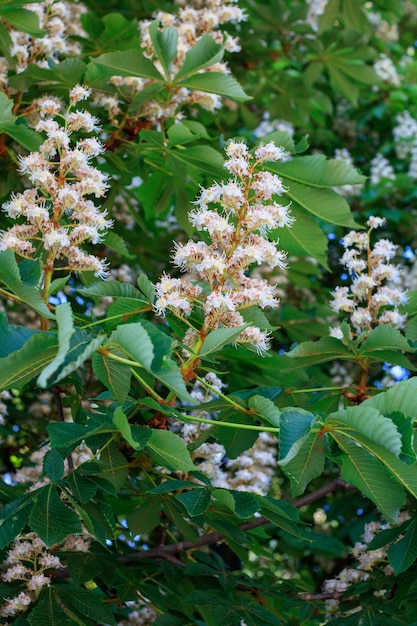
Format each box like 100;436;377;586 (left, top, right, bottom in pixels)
174;33;224;78
28;588;75;626
148;19;178;80
37;302;74;387
146;429;196;472
178;72;251;102
85;49;164;83
279;429;326;496
387;519;417;575
0;332;58;392
0;250;54;318
327;405;403;456
362;377;417;418
54;584;117;626
331;429;417;501
92;351;131;403
334;434;405;523
248;395;281;427
29;485;82;546
274;206;330;269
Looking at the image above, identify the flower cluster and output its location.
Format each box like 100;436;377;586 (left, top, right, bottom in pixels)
329;216;407;336
1;0;86;80
369;153;396;186
0;532;62;618
0;86;112;279
103;0;246;125
323;512;410;620
373;54;401;87
155;140;293;355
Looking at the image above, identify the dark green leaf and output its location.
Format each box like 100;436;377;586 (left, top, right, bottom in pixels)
43;449;64;483
29;485;82;546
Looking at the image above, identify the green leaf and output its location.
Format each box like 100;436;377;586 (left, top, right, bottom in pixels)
0;499;31;549
285;180;358;228
98;441;128;490
78;280;141;299
54;584;117;626
328;64;360;105
146;429;196;472
334;433;405;523
363;377;417;419
43;449;64;483
174;34;224;79
200;326;247;356
0;332;58;392
328;405;403;456
37;302;74;387
104;297;149;330
92;351;132;403
275;207;329;269
285;336;352;367
387;519;417;574
49;332;105;385
176;488;211;516
360;325;413;355
0;250;54;319
109;322;154;369
279;429;326;496
279;408;316;461
65;473;97;504
137;273;155;302
102;231;135;259
269;154;365;187
148;19;178;80
258;498;307;538
29;485;82;546
113;407;150;450
0;8;44;36
248;395;281;427
85;49;164;83
28;588;75;626
178;72;251;103
170;145;225;178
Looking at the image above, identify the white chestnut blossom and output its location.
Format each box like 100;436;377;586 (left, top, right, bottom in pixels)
0;89;112;279
155;140;293;355
330;217;407;335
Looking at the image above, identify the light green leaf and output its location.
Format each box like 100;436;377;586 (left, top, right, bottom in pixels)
137;273;155;302
0;7;44;36
146;429;196;472
332;430;417;501
85;49;164;83
279;407;316;461
363;377;417;419
274;207;329;269
270;154;365;187
92;351;132;403
78;280;141;299
248;395;281;427
37;302;74;387
113;406;149;450
387;519;417;575
109;322;154;369
286;336;353;366
200;326;247;356
148;19;178;80
103;231;135;259
29;485;82;546
335;434;405;524
0;332;58;391
178;72;251;103
48;274;70;296
51;333;105;384
104;297;150;330
174;33;224;79
43;449;64;483
279;429;325;496
359;325;413;355
285;180;358;227
0;250;54;319
328;405;403;456
328;64;360;105
170;144;225;178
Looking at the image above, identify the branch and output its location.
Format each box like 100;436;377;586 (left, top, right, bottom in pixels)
51;476;350;579
124;476;349;561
